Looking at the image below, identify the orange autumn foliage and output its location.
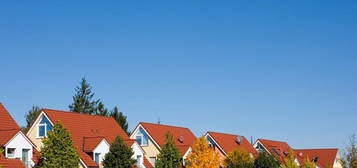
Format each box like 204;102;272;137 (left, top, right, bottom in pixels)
186;136;220;168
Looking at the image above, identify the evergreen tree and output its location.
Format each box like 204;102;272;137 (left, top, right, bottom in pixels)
302;157;316;168
96;101;108;116
254;151;280;168
102;136;136;168
224;148;254;168
155;133;182;168
110;106;129;135
186;136;220;168
280;150;299;168
40;122;80;168
69;78;99;114
23;106;41;133
341;134;357;168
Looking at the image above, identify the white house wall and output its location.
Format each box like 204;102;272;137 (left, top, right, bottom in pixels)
5;132;33;166
131;142;145;167
93;140;110;167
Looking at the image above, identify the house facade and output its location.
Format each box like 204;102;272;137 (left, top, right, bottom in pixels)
26;108;150;168
294;148;343;168
253;139;300;165
130;122;196;167
204;131;257;165
0;103;38;168
253;138;342;168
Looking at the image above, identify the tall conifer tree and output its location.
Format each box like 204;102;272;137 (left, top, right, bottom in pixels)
110;106;129;135
155;133;182;168
69;78;99;114
102;136;136;168
96;101;108;116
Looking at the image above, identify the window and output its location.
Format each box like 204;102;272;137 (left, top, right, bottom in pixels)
136;155;142;166
38;116;53;138
150;157;156;165
94;153;100;165
136;135;142;145
136;128;149;146
7;148;15;158
38;123;46;137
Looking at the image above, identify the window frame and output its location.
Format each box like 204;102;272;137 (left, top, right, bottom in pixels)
136;155;142;166
6;148;16;158
150;157;156;165
38;123;47;138
94;153;100;165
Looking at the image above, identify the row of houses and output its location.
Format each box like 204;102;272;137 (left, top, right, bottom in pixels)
0;103;342;168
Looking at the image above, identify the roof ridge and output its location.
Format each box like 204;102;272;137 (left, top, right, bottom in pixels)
208;131;244;137
43;108;113;119
258;138;288;143
140;122;191;130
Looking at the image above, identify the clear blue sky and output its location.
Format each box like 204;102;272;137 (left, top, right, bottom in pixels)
1;1;356;150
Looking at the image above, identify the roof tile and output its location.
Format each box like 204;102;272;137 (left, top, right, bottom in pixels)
140;122;196;156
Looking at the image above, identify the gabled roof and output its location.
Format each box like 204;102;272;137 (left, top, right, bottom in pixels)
294;148;338;168
138;122;196;156
0;129;19;146
0;103;20;131
0;154;25;168
83;137;107;152
42;109;130;167
207;131;257;155
0;103;21;146
256;139;294;162
143;157;154;168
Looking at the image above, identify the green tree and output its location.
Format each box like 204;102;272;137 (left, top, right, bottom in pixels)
96;101;108;116
302;157;316;168
23;106;42;133
69;78;99;114
224;148;254;168
103;136;136;168
254;151;280;168
341;134;357;168
155;133;182;168
40;122;80;168
280;150;299;168
110;106;129;135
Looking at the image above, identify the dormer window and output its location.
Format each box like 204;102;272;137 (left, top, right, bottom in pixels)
38;115;53;138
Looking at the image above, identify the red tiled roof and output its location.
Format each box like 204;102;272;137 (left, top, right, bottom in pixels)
0;104;21;146
43;109;130;167
143;157;154;168
294;148;338;168
0;154;25;168
0;103;20;131
207;131;257;155
0;129;19;146
83;137;106;152
139;122;196;156
258;139;293;162
32;148;41;165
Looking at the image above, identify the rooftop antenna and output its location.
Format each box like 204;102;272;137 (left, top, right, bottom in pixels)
158;117;161;125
